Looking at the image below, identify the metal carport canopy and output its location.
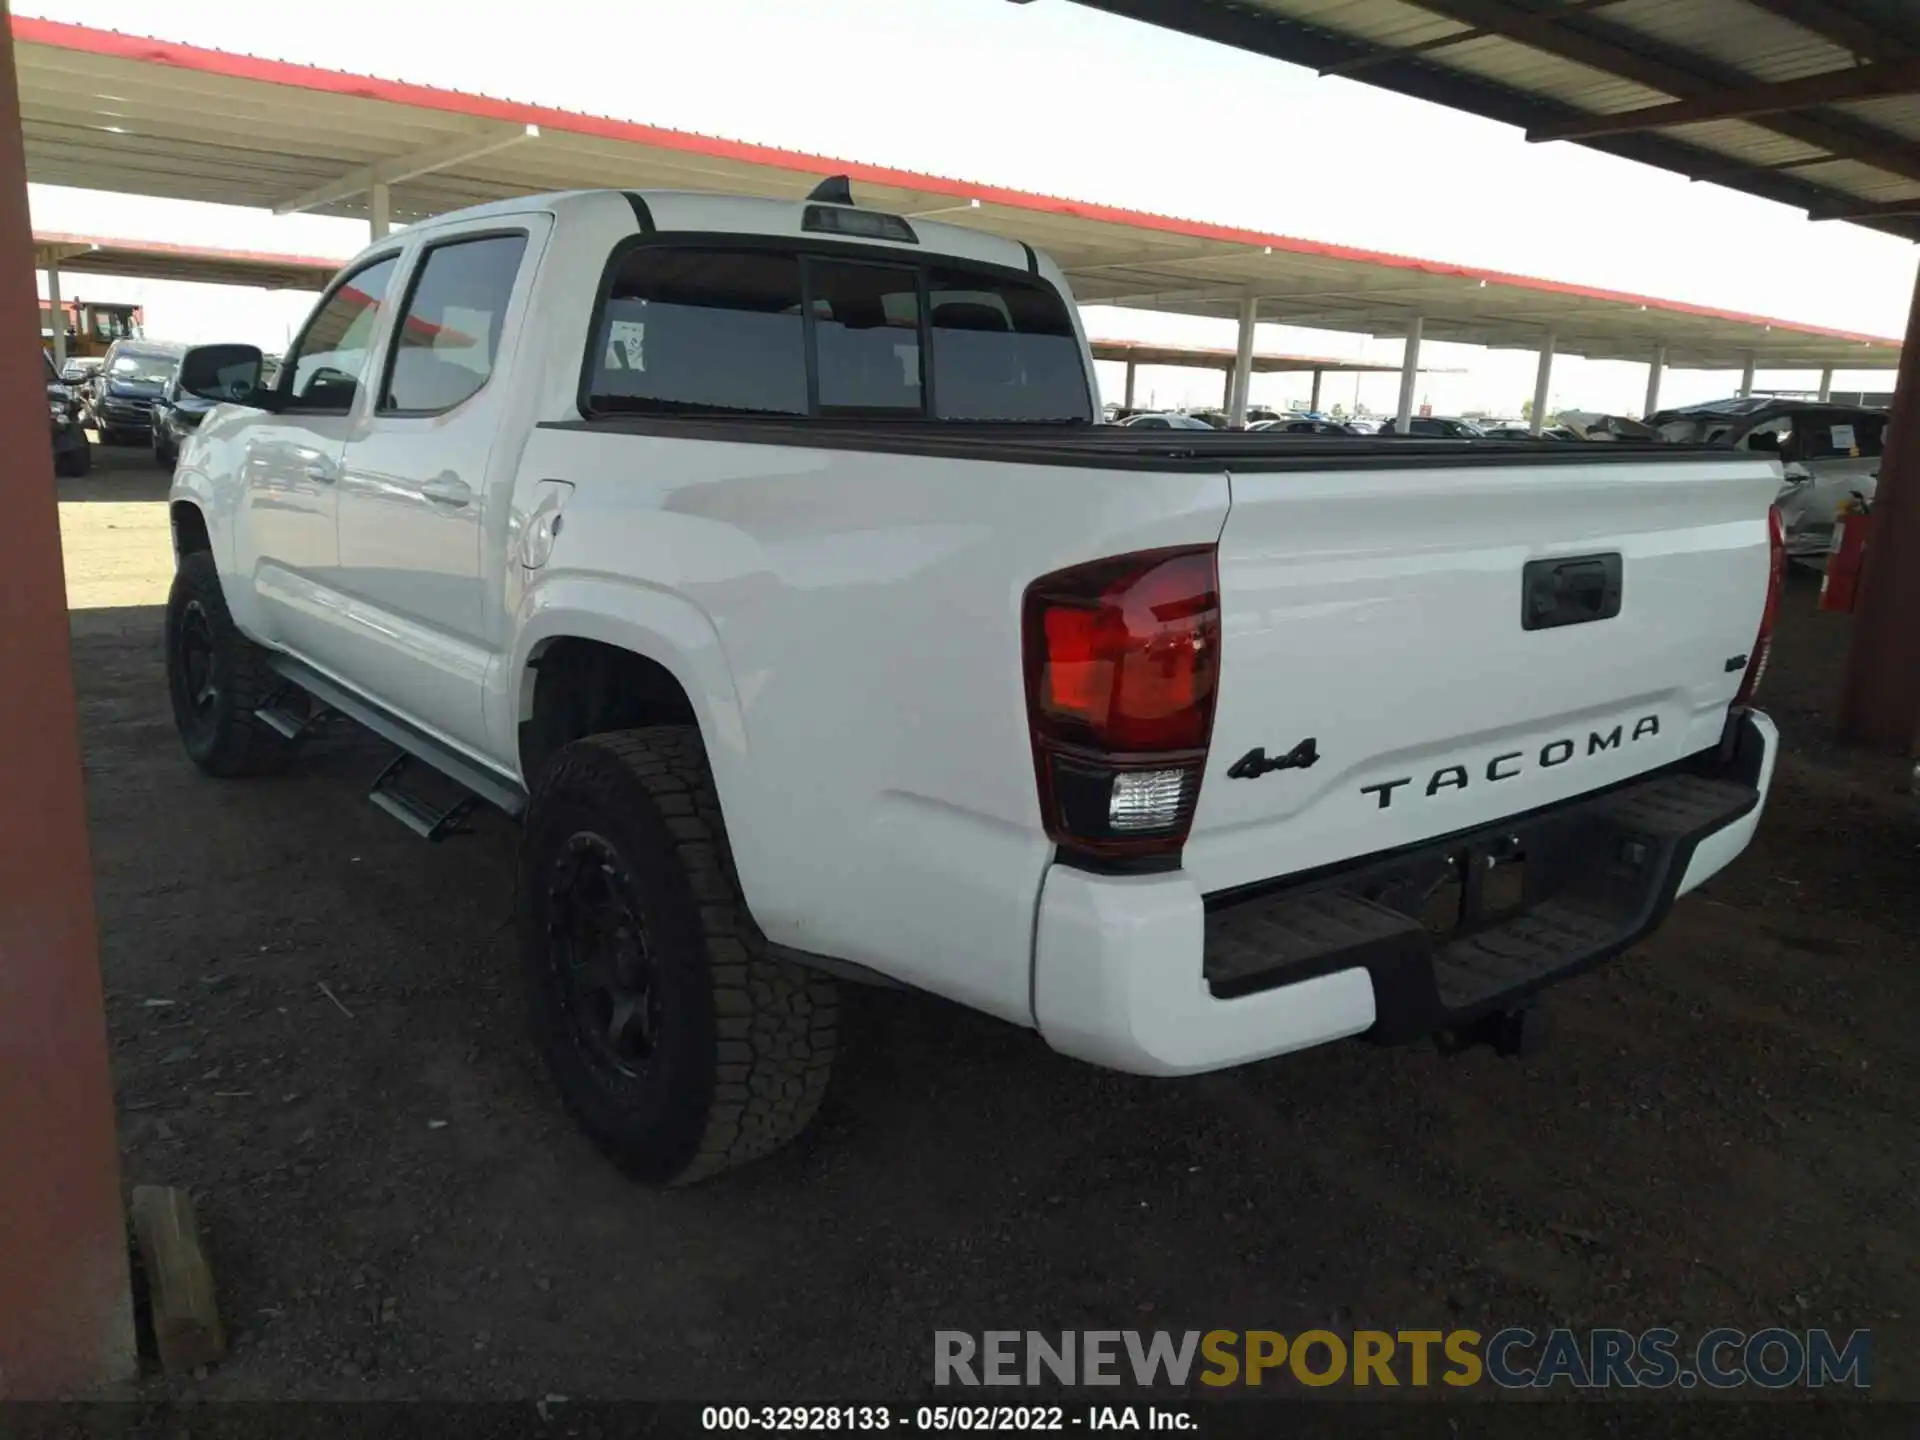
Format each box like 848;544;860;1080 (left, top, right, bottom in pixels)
1061;0;1920;241
32;231;337;289
12;16;1897;373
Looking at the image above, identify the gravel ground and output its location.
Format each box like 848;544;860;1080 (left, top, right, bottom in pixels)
59;448;1917;1402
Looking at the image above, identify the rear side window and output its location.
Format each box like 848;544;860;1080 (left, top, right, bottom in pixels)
381;233;528;414
592;249;808;416
585;243;1090;423
1797;412;1884;460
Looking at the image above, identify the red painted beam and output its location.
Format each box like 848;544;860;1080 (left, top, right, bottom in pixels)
0;0;135;1396
1839;263;1920;748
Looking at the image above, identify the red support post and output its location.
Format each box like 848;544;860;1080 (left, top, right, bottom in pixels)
0;1;136;1396
1839;261;1920;747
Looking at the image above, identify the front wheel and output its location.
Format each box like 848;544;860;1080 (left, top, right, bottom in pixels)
54;440;91;477
164;551;292;777
518;727;838;1185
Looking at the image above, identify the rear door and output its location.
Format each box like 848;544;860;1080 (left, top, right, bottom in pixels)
1184;452;1782;896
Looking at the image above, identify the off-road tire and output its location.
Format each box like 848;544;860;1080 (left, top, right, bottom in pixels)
518;727;837;1185
164;550;292;777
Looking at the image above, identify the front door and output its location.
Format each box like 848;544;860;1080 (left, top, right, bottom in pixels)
238;253;401;663
331;223;542;754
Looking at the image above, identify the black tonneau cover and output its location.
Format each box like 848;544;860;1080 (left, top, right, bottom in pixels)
545;415;1725;473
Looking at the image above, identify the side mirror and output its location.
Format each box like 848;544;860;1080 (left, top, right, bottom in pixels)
179;343;273;408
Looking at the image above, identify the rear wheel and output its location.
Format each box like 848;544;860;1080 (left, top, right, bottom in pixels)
518;727;837;1185
164;551;291;777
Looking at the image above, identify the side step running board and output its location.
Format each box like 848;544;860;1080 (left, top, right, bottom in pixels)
368;751;480;841
264;654;528;832
253;686;333;743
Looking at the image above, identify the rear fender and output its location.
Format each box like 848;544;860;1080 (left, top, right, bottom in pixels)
499;572;770;896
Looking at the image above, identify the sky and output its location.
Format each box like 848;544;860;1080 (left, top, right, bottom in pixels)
24;0;1919;418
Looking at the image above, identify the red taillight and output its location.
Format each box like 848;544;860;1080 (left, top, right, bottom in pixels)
1735;503;1786;706
1023;547;1220;859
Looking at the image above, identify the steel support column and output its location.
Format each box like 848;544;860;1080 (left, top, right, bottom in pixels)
1819;366;1834;402
1123;360;1135;410
1840;266;1920;746
1645;344;1666;418
1739;354;1757;398
1228;294;1257;428
0;4;137;1395
370;182;391;241
43;254;61;368
1396;316;1423;432
1530;329;1557;435
1309;368;1323;413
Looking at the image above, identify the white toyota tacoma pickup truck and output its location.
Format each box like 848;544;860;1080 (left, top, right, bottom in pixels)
165;181;1784;1184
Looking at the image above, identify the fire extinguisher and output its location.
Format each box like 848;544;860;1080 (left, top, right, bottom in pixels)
1820;490;1874;613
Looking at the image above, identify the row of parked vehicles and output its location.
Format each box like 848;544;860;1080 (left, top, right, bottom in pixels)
55;339;282;468
1103;399;1885;559
1107;406;1593;440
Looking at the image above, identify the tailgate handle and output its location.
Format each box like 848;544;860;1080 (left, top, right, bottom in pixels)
1522;554;1622;631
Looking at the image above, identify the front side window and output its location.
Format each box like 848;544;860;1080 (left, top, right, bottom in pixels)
584;243;1091;424
287;255;400;412
1741;414;1795;457
381;233;528;414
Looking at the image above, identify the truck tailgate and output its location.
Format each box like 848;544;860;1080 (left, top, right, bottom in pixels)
1184;453;1782;897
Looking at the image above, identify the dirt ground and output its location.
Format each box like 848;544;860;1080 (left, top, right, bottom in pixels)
60;447;1916;1402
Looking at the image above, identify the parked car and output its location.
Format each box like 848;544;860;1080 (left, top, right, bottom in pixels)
1248;417;1358;435
163;184;1783;1185
46;350;91;477
1115;411;1215;430
1342;417;1381;434
1478;425;1583;441
149;356;228;468
1378;416;1488;438
60;355;103;386
86;339;187;443
1649;398;1886;557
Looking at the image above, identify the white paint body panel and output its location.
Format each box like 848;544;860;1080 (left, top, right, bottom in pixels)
174;187;1781;1073
1190;456;1783;895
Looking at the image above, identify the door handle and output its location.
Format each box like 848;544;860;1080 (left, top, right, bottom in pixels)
421;477;474;507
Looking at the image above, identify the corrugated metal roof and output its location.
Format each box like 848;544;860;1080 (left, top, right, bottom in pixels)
1073;0;1920;238
10;17;1899;370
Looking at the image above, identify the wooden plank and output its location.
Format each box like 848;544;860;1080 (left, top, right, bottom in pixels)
128;1185;224;1374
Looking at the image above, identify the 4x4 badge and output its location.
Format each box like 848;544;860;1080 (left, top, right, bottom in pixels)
1228;738;1319;779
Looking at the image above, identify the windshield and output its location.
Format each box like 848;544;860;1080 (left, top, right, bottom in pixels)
110;352;177;384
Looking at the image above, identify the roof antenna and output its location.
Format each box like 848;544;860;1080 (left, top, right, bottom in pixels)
807;174;854;205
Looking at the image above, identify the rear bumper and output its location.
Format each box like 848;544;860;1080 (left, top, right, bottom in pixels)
1032;709;1777;1076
